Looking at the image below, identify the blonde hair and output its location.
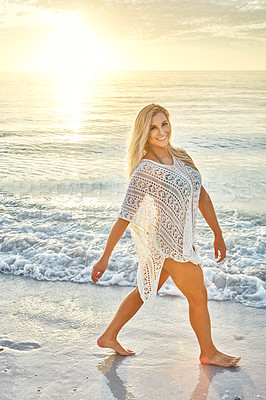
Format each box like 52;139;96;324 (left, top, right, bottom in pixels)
126;103;200;181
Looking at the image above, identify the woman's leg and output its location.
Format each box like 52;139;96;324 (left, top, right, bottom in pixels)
163;258;241;367
97;267;170;355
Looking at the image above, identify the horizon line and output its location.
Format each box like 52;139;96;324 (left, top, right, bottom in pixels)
0;69;265;73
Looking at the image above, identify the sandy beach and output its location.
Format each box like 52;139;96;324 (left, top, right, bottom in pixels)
0;274;265;400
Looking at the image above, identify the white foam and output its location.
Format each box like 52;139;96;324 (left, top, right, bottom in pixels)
0;195;265;309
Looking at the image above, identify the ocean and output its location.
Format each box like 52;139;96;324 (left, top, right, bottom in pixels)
0;70;265;308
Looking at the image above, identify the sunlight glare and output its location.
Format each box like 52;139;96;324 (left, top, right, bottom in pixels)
41;12;110;74
54;72;85;134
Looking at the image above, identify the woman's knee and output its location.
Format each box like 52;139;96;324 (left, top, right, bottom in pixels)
185;284;208;306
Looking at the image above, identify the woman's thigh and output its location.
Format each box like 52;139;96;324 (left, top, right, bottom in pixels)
157;267;170;291
162;258;205;299
135;267;169;296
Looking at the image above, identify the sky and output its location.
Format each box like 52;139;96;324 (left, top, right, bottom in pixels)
0;0;265;71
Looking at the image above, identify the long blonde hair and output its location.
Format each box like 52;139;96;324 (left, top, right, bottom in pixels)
126;103;200;181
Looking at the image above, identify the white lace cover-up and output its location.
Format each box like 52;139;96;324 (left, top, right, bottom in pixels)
118;156;202;304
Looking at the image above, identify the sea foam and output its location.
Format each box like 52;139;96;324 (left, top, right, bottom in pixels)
0;200;265;308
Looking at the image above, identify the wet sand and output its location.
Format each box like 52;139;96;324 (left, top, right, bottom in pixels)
0;274;265;400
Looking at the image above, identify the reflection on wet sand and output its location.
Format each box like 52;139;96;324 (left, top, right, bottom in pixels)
97;353;256;399
190;364;227;400
191;363;255;400
98;353;135;400
170;360;256;399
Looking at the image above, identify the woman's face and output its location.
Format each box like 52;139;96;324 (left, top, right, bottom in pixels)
146;112;171;149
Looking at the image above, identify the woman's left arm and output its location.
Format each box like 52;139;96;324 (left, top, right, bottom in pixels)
198;185;226;263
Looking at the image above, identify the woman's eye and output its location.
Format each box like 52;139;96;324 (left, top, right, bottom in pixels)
150;123;168;130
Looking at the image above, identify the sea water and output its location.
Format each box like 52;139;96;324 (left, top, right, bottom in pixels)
0;70;265;308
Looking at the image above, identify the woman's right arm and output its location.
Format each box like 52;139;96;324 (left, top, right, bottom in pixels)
91;217;130;283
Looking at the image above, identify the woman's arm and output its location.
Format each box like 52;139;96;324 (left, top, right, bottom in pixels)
198;185;226;263
91;217;130;283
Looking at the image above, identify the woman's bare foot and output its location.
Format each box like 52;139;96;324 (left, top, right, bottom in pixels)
97;334;135;356
200;349;241;367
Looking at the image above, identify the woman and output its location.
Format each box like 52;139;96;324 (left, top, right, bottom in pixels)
91;104;241;367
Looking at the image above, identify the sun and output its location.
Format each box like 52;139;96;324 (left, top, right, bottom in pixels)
39;12;112;74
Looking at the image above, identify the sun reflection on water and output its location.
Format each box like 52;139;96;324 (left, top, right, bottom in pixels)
53;71;92;134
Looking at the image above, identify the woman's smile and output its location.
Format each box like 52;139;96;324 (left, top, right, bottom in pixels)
157;135;167;141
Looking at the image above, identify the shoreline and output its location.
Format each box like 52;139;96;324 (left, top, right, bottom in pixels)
0;274;265;399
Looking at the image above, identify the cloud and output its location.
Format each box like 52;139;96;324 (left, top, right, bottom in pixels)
0;0;265;45
0;1;75;29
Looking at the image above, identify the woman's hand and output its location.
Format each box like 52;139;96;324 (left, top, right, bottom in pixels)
91;257;108;283
213;233;226;263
